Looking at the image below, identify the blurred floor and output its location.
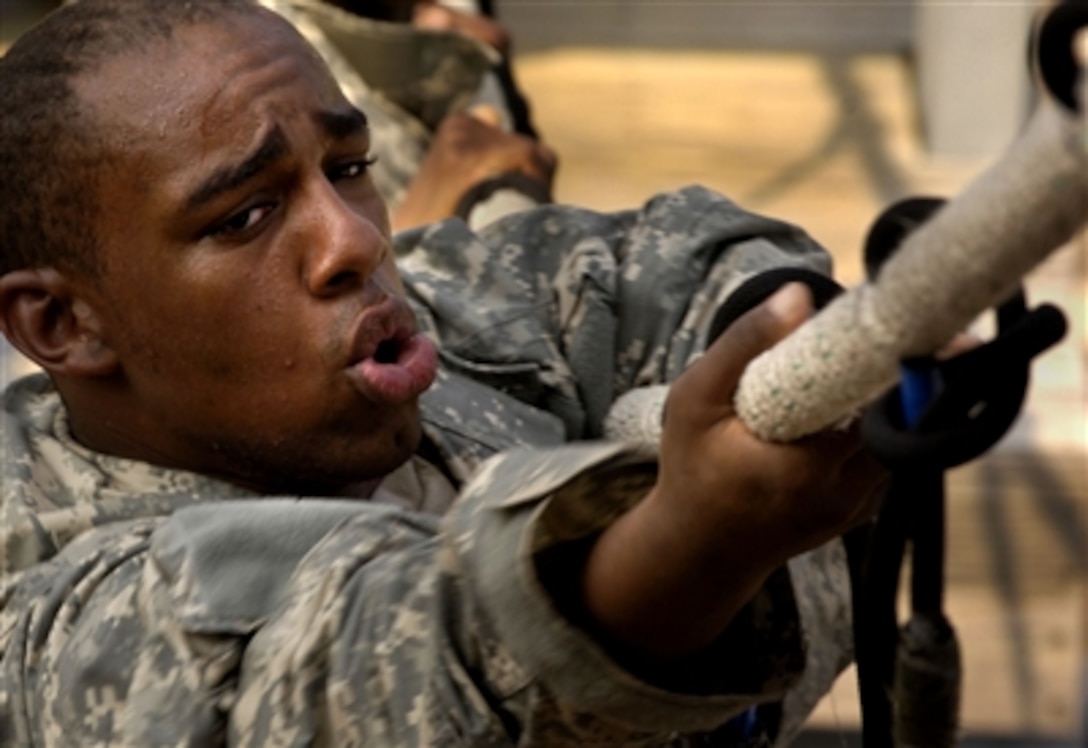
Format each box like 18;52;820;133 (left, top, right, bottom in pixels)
512;47;1086;745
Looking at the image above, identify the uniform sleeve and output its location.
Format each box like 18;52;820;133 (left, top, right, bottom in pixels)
400;185;833;444
229;443;814;747
3;447;843;747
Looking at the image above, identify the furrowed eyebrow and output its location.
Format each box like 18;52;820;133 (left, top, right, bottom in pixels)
184;127;289;210
315;107;369;141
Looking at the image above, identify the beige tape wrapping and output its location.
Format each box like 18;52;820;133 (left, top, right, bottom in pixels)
735;98;1088;442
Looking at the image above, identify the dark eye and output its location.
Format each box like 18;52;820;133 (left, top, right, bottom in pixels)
209;202;275;238
330;155;377;182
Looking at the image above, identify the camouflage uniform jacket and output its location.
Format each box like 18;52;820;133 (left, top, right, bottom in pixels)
1;187;856;746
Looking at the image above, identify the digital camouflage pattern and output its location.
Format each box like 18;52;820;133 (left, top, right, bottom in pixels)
1;187;855;746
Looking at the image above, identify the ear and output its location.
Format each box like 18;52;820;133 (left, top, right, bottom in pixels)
0;268;119;377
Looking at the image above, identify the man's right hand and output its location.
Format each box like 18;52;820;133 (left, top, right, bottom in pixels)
581;283;887;661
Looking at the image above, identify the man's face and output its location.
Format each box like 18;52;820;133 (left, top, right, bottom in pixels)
72;12;438;494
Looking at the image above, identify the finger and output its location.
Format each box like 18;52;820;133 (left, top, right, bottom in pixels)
412;3;455;31
935;331;982;360
533;142;559;176
467;104;504;129
678;283;814;415
486;136;556;186
791;419;868;469
454;13;511;56
413;4;511;56
835;449;890;526
510;141;558;188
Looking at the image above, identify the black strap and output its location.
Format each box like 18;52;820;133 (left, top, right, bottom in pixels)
1036;0;1088;113
705;266;843;347
854;195;1067;747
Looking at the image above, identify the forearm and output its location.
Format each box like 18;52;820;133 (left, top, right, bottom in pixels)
581;485;778;661
447;443;810;735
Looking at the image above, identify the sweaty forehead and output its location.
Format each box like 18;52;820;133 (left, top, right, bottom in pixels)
74;11;343;142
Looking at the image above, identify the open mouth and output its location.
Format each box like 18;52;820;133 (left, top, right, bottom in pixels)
348;328;438;405
374;338;399;364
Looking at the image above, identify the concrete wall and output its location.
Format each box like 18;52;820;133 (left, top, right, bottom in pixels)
914;3;1038;158
499;0;913;54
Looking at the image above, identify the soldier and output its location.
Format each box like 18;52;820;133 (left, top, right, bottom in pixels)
0;1;884;745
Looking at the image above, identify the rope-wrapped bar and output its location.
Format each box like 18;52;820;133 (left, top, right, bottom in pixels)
734;98;1088;442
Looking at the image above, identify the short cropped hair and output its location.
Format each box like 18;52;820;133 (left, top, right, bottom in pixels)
0;0;260;277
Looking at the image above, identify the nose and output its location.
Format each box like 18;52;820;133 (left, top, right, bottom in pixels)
301;182;388;298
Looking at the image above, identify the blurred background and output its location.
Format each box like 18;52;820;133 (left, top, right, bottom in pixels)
506;4;1086;747
2;1;1085;745
503;4;1084;747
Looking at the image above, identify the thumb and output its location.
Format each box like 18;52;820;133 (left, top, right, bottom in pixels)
467;104;504;129
673;282;814;422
